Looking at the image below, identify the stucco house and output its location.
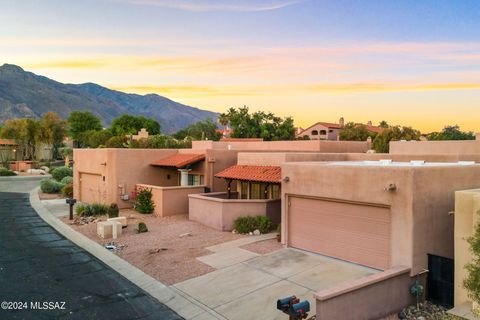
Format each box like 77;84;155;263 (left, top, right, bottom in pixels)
296;118;384;140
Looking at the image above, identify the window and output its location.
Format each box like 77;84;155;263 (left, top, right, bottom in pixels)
188;174;204;186
320;130;327;135
311;130;318;135
271;184;281;199
241;182;249;199
250;183;261;199
329;129;333;133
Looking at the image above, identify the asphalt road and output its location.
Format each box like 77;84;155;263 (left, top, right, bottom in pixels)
0;178;183;320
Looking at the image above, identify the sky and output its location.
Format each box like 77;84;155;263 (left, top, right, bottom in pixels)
1;0;480;132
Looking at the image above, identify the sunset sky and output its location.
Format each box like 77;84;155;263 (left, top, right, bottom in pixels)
1;0;480;132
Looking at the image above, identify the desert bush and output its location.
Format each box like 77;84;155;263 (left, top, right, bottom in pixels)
464;210;480;313
135;188;155;214
105;136;127;148
51;166;73;182
75;203;108;217
40;178;64;194
0;167;16;176
62;183;73;198
137;221;148;233
60;176;73;184
107;203;119;218
234;215;272;234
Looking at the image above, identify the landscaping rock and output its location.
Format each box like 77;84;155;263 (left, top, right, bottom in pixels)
253;229;261;235
179;232;192;238
249;232;253;235
397;301;447;320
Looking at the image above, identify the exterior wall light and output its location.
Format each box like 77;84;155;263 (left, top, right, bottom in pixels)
283;176;290;182
385;183;397;192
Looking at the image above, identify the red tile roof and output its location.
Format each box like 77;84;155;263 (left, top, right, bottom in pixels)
151;153;205;168
0;139;17;146
316;122;343;129
364;125;384;134
215;165;281;183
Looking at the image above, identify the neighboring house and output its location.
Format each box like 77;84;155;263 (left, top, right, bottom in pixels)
296;121;343;140
297;118;384;140
0;139;19;164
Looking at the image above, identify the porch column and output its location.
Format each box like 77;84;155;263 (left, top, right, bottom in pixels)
178;169;191;186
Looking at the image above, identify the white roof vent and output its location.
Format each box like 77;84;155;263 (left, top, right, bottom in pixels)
410;160;425;166
379;159;393;165
458;161;476;166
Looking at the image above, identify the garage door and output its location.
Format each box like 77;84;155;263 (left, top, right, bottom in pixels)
288;197;391;270
79;173;103;204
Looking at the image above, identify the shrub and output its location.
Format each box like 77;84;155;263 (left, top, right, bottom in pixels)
0;167;16;176
40;178;64;194
51;166;73;182
60;176;73;184
75;203;108;217
62;183;73;198
234;215;272;234
106;136;127;148
135;188;155;214
137;221;148;233
107;203;119;218
464;210;480;312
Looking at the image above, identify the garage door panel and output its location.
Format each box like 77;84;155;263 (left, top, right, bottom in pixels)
288;197;391;270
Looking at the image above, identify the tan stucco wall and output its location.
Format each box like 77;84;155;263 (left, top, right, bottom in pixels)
315;266;414;320
137;184;205;217
390;140;480;155
454;189;480;307
192;140;370;152
281;162;480;274
74;148;179;208
189;192;281;231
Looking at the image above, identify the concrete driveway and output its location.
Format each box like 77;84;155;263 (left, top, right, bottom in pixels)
174;247;378;320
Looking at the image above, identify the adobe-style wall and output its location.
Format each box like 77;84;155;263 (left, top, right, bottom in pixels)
281;162;480;275
390;140;480;155
192;140;370;153
454;189;480;307
136;184;205;217
74;148;179;208
315;266;414;320
188;192;281;231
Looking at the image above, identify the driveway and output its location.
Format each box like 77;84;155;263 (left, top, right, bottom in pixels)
174;247;378;320
0;178;182;320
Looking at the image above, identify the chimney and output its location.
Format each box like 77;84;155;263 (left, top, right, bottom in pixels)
476;133;480;141
367;121;372;126
339;117;345;127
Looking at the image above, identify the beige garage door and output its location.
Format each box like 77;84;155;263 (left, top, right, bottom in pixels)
79;173;103;204
288;197;391;270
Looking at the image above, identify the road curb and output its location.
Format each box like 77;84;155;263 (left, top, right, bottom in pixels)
29;187;222;320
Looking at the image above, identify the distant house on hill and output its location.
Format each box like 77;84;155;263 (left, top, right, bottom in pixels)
296;118;384;140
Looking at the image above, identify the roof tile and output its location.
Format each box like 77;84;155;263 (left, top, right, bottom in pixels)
215;165;281;183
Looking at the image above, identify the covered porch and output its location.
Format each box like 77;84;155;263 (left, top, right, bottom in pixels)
188;165;282;231
150;153;206;187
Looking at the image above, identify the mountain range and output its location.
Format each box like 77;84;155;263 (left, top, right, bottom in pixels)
0;64;218;133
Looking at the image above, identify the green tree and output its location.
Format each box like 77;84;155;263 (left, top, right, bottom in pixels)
464;210;480;314
38;112;67;159
0;118;39;160
79;129;113;148
427;125;475;141
339;122;374;141
372;125;421;153
174;118;221;141
219;106;294;141
379;120;389;128
67;111;103;146
110;115;160;136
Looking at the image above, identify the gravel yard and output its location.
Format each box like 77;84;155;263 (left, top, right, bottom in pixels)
59;210;245;285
